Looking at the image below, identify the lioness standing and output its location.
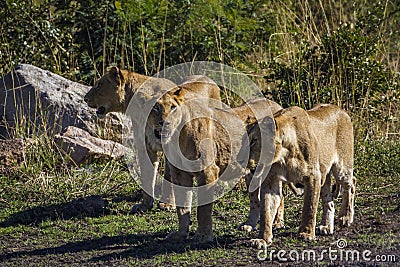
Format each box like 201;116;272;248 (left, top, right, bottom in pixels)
247;104;355;248
147;86;281;242
84;67;221;213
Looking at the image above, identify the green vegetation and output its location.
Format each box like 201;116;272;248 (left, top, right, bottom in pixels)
1;0;399;266
1;0;398;138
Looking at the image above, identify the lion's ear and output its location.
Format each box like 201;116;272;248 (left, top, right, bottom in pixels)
107;66;124;84
245;117;258;133
171;86;185;104
245;116;257;125
172;86;184;96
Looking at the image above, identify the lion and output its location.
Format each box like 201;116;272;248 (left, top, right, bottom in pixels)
147;89;302;232
84;67;221;213
246;104;355;248
147;86;285;242
84;67;150;117
232;100;304;232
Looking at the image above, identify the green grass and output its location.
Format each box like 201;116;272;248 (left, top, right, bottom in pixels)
1;0;399;265
0;139;399;266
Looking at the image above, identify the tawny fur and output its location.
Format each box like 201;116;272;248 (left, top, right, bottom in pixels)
84;67;221;213
247;104;355;248
147;88;281;242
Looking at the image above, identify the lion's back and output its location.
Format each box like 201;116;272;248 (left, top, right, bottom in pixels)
308;104;354;169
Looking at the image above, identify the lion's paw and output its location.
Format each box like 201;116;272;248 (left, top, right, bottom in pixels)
238;223;255;233
130;203;152;214
273;221;285;229
165;231;188;242
158;202;176;211
299;232;316;241
338;215;353;227
317;225;333;235
250;238;271;249
293;187;304;196
194;230;214;243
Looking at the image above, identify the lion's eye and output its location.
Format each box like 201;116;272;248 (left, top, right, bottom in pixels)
152;104;160;112
171;105;177;111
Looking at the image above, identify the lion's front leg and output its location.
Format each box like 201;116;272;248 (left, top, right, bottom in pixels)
195;203;214;242
166;204;192;241
194;165;219;243
165;167;193;242
131;146;158;214
299;172;321;241
158;160;176;211
239;173;260;232
251;175;281;249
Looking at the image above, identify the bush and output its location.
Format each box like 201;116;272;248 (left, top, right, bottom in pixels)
355;140;400;179
0;0;75;76
264;23;398;106
260;1;399;140
1;0;398;140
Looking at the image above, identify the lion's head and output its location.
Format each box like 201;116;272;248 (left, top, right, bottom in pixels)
84;66;127;118
246;115;279;173
148;88;185;143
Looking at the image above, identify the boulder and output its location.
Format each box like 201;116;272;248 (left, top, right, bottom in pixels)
54;126;128;164
0;64;125;140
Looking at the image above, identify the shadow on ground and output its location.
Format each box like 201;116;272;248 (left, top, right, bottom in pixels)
0;231;240;263
0;195;109;227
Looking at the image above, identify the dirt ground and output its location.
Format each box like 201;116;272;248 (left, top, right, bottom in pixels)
0;188;399;266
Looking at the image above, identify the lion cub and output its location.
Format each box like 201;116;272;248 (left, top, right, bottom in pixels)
247;104;355;248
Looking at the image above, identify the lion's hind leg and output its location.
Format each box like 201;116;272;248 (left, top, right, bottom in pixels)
317;172;335;235
334;165;355;227
273;181;285;229
239;173;260;232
